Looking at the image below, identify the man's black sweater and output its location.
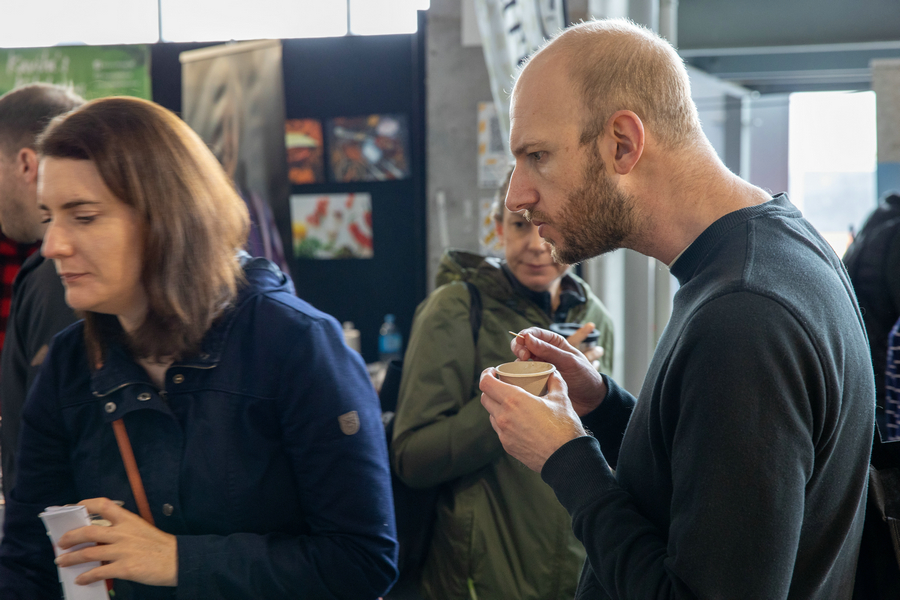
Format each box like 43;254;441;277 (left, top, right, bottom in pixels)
543;194;874;599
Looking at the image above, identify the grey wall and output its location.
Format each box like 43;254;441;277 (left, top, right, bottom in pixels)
426;0;494;288
748;94;790;196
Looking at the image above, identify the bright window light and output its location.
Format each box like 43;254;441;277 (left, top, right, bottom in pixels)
789;91;877;257
161;0;348;42
350;0;421;35
0;0;159;47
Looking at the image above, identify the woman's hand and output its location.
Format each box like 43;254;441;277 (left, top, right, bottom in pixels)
55;497;178;587
565;322;606;366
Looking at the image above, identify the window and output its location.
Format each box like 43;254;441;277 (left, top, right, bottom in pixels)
161;0;348;42
788;91;877;257
0;0;158;47
350;0;428;36
0;0;427;47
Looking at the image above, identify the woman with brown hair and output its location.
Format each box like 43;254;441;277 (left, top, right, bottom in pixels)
0;97;397;599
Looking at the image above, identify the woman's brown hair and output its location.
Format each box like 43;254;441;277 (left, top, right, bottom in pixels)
37;96;250;363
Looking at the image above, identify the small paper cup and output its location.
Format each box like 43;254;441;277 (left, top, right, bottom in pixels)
496;361;555;396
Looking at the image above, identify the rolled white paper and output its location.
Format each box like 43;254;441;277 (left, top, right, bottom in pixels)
39;505;108;600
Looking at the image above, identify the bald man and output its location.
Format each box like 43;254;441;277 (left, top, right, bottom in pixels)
480;19;873;599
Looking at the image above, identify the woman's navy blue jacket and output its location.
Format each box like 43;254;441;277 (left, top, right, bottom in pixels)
0;258;398;599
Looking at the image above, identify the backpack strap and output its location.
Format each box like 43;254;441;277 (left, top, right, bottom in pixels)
463;281;482;346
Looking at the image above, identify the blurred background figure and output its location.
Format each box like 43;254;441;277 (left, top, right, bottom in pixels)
842;192;900;438
183;54;291;279
390;168;613;600
0;83;83;504
886;316;900;440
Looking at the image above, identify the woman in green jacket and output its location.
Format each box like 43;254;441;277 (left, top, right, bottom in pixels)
392;177;615;600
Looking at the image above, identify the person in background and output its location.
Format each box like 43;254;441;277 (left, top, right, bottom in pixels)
842;193;900;599
391;168;614;600
0;83;83;503
0;236;37;355
887;316;900;439
480;18;873;599
842;192;900;437
0;97;397;599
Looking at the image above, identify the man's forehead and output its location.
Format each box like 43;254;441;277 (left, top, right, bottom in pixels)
510;61;579;143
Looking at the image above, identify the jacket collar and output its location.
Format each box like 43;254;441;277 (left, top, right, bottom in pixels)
500;263;587;321
90;254;292;397
435;249;589;320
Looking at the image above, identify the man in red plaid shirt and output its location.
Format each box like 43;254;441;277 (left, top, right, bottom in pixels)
0;234;39;354
0;84;83;500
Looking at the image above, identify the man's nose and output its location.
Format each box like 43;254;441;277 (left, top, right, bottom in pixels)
505;166;538;213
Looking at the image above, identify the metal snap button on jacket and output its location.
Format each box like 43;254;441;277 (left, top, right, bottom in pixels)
172;374;184;384
137;392;151;402
162;503;174;517
104;402;116;413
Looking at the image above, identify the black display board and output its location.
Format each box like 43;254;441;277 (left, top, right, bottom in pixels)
150;16;427;363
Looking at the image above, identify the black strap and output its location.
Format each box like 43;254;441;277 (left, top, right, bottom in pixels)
463;281;482;346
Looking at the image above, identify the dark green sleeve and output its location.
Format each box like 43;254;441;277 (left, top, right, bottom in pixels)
572;279;615;375
391;283;503;488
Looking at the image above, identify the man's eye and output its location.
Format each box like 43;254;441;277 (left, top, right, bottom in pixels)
530;151;545;161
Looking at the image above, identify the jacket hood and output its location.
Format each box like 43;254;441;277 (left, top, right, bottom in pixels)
436;250;515;303
91;256;293;396
435;249;589;320
239;253;295;299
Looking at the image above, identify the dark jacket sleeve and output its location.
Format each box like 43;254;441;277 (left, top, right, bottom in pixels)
391;283;504;488
0;342;74;599
580;376;635;469
176;317;398;599
542;293;824;599
887;229;900;316
0;258;76;501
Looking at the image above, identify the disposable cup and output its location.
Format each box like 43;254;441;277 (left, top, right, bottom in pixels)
495;361;555;396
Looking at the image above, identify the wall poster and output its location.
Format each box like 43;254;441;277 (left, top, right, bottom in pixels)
285;118;325;185
478;101;510;189
0;45;151;99
290;192;374;259
327;114;410;182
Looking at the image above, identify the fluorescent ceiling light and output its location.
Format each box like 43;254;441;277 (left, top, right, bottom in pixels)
0;0;158;47
161;0;348;42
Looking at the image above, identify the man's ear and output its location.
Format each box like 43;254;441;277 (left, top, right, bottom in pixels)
16;147;39;185
598;110;644;176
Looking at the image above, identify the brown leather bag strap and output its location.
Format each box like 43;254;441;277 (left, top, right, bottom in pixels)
111;418;155;526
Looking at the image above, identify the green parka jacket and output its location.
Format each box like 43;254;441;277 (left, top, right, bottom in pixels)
392;250;614;600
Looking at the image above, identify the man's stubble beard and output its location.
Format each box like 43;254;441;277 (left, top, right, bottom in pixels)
528;145;639;265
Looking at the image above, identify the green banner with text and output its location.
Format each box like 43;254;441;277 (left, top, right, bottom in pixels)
0;45;151;99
